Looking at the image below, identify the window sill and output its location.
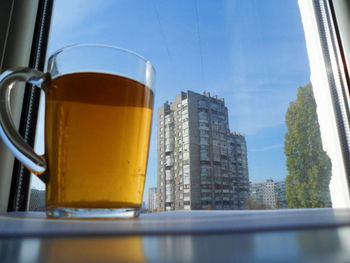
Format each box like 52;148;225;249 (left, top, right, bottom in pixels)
1;208;350;237
1;209;350;262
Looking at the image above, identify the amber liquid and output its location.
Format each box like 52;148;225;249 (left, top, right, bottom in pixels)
45;72;153;209
45;237;146;262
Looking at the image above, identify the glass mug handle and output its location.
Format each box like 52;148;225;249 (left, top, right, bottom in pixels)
0;67;49;183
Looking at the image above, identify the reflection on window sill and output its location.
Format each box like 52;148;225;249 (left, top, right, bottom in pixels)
3;209;350;263
1;208;350;237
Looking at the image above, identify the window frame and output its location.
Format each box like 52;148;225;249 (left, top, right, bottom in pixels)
300;0;350;207
0;0;53;212
1;0;350;213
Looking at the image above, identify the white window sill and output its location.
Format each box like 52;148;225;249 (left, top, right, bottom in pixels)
1;208;350;237
1;209;350;262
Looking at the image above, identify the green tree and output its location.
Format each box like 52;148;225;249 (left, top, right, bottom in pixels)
284;84;332;208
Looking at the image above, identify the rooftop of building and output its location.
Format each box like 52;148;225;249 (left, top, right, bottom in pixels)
173;90;225;103
230;132;246;137
250;179;286;185
200;91;225;102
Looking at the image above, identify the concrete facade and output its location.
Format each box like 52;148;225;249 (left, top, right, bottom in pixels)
250;179;288;209
28;189;45;211
157;91;250;211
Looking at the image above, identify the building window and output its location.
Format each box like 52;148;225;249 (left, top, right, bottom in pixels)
183;136;189;144
183;152;189;160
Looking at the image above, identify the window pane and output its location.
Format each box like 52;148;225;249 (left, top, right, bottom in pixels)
29;0;349;212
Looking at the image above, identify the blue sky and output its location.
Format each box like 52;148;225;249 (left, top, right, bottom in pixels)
33;0;310;201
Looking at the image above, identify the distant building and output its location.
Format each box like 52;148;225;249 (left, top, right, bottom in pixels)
28;189;45;211
157;91;250;211
275;181;288;208
148;187;158;212
250;179;288;209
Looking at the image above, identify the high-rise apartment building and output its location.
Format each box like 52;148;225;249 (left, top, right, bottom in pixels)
157;91;250;211
28;189;45;211
148;187;158;212
250;179;288;208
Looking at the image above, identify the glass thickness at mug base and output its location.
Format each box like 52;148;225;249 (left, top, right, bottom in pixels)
46;207;140;219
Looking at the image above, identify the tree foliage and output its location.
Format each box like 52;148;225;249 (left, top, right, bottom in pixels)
284;84;332;208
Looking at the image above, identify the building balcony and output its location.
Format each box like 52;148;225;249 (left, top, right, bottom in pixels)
165;144;174;152
165;116;174;124
166;196;174;202
201;180;211;185
199;125;210;130
165;169;173;177
184;196;191;201
165;157;174;166
183;205;191;210
200;154;210;161
198;119;209;123
199;139;209;145
165;138;174;144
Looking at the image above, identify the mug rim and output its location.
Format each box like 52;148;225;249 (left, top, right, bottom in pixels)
49;43;155;72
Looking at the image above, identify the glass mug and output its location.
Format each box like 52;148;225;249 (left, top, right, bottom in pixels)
0;44;154;219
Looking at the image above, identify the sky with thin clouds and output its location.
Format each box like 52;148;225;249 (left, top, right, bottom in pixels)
32;0;310;202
